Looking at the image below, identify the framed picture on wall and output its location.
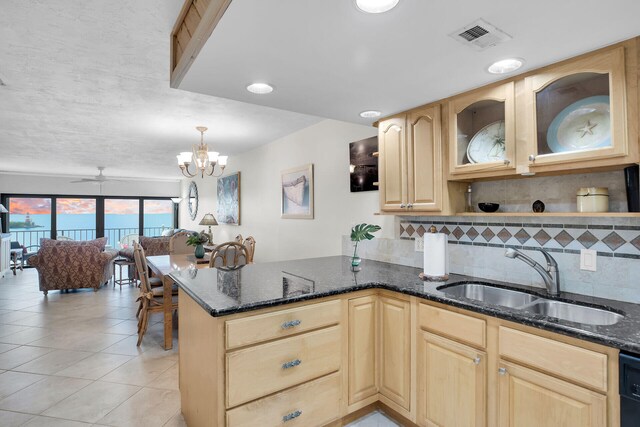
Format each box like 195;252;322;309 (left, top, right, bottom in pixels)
217;172;240;225
349;136;378;192
281;164;314;219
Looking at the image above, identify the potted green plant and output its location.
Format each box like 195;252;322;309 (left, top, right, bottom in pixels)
186;232;209;259
350;223;381;267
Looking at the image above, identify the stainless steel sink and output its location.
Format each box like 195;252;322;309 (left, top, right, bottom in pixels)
520;300;624;326
438;283;540;308
439;282;624;326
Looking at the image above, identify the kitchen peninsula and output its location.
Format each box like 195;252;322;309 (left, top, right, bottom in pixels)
173;256;639;427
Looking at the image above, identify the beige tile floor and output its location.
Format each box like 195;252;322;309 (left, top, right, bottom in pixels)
0;269;184;427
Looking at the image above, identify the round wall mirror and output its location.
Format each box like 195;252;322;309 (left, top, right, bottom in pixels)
188;181;199;221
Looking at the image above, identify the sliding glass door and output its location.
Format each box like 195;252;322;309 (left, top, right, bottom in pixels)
56;198;97;241
0;194;178;249
6;197;52;248
143;199;174;237
104;199;140;248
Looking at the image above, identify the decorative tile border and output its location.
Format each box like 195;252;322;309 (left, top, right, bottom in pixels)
400;220;640;259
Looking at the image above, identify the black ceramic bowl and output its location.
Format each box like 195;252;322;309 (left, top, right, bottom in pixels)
478;202;500;213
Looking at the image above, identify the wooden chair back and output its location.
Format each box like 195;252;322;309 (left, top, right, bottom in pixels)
209;242;249;268
243;236;256;263
234;234;243;243
133;242;151;293
169;231;192;254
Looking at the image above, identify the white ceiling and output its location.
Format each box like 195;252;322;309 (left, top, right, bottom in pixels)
0;0;320;180
180;0;640;125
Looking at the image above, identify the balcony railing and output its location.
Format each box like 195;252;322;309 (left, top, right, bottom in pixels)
9;227;169;250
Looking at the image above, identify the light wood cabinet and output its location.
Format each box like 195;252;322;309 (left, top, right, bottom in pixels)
378;105;460;214
497;361;607;427
347;296;378;406
448;82;516;180
180;288;620;427
378;296;411;411
418;332;486;427
522;45;636;173
407;106;443;211
378;116;407;211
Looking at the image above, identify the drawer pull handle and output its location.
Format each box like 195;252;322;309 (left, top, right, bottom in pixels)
282;359;302;370
283;410;302;422
473;357;481;365
498;367;507;376
281;320;301;329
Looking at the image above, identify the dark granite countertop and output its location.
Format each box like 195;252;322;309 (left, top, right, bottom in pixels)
170;256;640;354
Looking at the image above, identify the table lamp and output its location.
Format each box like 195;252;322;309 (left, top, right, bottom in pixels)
0;204;7;233
199;213;218;245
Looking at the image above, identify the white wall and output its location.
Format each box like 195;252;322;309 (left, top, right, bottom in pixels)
179;119;393;262
0;172;181;197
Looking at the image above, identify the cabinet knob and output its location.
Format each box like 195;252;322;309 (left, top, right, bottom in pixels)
498;367;508;376
283;410;302;422
528;154;536;162
400;203;406;208
282;359;302;370
473;357;481;365
281;319;301;329
407;203;413;208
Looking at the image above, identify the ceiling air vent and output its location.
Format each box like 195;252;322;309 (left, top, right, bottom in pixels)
450;19;512;51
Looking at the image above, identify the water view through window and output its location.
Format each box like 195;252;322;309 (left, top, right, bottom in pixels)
57;198;96;240
143;200;174;237
105;199;139;248
7;197;52;248
3;195;176;249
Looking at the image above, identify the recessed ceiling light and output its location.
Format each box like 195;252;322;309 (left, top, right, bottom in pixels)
360;110;381;118
246;83;274;94
487;58;524;74
355;0;399;14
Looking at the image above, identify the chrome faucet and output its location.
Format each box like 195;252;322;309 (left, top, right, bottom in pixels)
504;247;560;296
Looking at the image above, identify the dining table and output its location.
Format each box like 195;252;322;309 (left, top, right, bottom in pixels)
145;253;210;350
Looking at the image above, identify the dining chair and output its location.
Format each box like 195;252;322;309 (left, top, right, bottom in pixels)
133;242;178;346
209;241;249;268
243;236;256;263
169;231;191;254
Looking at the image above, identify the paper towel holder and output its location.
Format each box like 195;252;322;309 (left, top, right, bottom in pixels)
419;225;449;282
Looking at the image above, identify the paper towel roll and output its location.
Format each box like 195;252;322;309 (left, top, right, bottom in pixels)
423;232;449;280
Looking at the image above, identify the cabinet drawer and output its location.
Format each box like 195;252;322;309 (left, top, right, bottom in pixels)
419;304;486;349
499;326;608;392
225;300;341;349
226;372;341;427
226;326;341;407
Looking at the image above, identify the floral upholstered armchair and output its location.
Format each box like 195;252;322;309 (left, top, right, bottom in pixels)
28;238;118;295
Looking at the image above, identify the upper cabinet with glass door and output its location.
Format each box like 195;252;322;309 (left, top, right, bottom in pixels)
523;46;636;172
448;82;516;179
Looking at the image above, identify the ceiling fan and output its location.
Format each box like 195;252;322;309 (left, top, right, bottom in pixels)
70;167;126;185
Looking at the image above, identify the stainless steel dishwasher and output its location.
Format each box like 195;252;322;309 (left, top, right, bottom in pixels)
620;352;640;427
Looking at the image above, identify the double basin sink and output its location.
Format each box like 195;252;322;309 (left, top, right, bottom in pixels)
438;283;624;326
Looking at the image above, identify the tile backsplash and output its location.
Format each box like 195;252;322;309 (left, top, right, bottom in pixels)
400;219;640;259
342;214;640;303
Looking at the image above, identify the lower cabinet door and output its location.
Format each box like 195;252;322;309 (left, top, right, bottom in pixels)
418;332;486;427
348;296;378;405
497;361;607;427
379;296;412;411
226;372;341;427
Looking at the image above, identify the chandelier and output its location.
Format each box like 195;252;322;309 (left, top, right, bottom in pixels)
177;126;228;178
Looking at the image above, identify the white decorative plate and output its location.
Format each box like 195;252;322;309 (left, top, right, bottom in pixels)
466;120;506;164
547;95;611;153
